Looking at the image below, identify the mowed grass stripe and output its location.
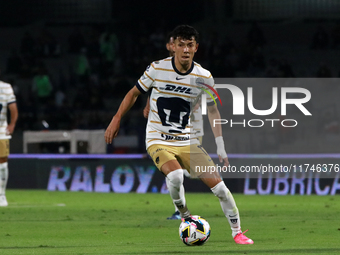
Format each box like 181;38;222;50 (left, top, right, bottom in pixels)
0;190;339;255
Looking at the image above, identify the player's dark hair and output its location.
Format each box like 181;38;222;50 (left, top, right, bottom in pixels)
172;25;199;42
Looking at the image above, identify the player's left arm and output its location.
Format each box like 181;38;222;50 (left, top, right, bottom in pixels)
6;102;18;135
207;104;229;166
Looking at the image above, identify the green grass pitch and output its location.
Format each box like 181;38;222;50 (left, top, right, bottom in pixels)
0;190;339;255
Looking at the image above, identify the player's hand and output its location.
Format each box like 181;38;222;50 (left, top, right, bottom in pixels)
143;105;150;119
6;124;15;135
215;136;229;167
219;154;229;167
105;116;120;144
217;148;229;167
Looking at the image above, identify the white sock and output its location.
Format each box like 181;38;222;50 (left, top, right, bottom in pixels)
166;169;190;218
166;177;186;212
211;181;241;237
0;162;8;196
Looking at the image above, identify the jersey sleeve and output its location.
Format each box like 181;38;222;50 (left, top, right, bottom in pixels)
135;63;156;94
205;74;218;106
6;85;16;104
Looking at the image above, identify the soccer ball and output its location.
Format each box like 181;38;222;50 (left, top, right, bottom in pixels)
179;215;211;246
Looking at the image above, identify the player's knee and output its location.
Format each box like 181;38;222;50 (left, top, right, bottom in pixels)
167;169;184;189
211;181;230;201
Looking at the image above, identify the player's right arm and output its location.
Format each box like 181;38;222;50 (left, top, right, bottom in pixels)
105;62;155;143
105;86;141;144
6;102;18;136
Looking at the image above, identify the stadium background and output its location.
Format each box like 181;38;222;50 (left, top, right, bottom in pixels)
1;0;340;194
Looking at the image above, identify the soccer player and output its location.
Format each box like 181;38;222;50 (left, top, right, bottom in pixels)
0;72;18;206
144;32;204;220
143;32;174;119
105;25;253;244
143;32;191;220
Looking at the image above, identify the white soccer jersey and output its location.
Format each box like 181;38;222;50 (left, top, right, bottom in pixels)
0;81;16;140
136;57;215;148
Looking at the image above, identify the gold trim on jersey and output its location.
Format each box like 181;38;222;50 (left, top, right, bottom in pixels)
144;71;154;82
154;67;175;72
147;138;159;143
160;132;191;136
151;68;211;80
151;110;158;114
0;97;16;102
189;73;212;79
148;122;192;129
138;79;148;90
155;78;189;86
152;98;157;102
154;78;210;90
151;59;211;80
151;62;175;72
150;120;162;124
148;130;158;133
0;92;14;95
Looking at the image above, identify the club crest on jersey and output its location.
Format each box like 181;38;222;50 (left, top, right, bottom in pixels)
195;78;222;106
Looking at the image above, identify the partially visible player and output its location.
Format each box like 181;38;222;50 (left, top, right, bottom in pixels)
191;102;204;143
105;25;253;244
143;32;174;119
0;71;18;206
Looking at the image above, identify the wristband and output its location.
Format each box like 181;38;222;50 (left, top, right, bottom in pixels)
215;136;228;159
215;136;224;147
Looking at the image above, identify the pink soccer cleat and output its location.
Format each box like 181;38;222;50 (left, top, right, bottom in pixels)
234;230;254;244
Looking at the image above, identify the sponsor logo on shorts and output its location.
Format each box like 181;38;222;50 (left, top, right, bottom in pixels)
150;147;167;157
161;134;189;141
